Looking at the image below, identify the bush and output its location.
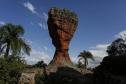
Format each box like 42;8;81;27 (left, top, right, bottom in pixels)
0;57;25;84
35;72;45;84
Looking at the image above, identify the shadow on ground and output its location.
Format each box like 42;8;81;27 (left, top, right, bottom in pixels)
45;67;93;84
43;56;126;84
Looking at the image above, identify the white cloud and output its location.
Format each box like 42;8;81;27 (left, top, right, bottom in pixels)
30;21;34;25
95;44;110;50
71;56;78;63
26;40;33;45
0;21;5;25
24;49;51;65
23;2;48;21
38;22;47;30
90;44;110;50
89;44;109;57
38;23;42;28
89;50;107;57
42;12;48;21
43;46;48;51
115;30;126;40
38;13;48;30
23;2;48;30
24;2;36;14
23;2;42;19
88;56;103;68
86;43;110;67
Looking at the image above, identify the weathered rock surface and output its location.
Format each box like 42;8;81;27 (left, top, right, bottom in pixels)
47;7;78;65
19;67;43;84
46;67;93;84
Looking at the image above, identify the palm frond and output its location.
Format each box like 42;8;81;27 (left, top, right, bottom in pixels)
0;23;31;58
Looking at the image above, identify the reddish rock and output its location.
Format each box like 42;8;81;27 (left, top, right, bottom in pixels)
47;7;78;65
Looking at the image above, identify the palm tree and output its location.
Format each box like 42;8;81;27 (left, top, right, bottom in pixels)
78;50;94;69
0;23;31;58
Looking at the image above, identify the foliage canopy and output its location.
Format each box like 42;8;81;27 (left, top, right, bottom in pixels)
107;38;126;56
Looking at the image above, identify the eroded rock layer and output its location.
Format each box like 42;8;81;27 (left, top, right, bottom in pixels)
47;7;78;65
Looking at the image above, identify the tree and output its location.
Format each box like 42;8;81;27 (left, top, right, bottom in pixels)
78;50;94;69
34;60;47;68
107;38;126;56
0;23;31;58
34;60;47;84
0;23;30;83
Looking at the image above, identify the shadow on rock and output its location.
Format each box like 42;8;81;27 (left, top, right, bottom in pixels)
46;67;93;84
94;56;126;84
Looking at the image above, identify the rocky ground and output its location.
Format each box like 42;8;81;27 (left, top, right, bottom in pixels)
44;56;126;84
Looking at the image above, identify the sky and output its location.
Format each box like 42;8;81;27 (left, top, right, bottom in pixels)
0;0;126;67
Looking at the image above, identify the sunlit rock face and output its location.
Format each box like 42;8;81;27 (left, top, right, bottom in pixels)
47;7;78;65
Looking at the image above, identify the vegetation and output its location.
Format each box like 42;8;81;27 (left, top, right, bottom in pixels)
34;60;47;84
78;50;94;69
107;38;126;56
35;72;46;84
49;7;78;22
0;23;31;84
34;60;47;68
0;23;31;58
0;57;26;84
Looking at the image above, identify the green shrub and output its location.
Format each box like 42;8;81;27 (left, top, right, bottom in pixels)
0;57;25;84
35;73;45;84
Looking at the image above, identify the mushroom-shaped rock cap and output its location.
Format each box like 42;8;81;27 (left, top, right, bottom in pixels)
48;7;78;26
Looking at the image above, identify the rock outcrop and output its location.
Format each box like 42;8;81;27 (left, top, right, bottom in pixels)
100;56;126;75
19;68;41;84
46;67;93;84
94;56;126;84
47;7;78;65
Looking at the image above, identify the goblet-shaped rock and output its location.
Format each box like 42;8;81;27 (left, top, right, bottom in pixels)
47;7;78;65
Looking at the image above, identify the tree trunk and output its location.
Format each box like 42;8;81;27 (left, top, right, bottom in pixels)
84;57;87;69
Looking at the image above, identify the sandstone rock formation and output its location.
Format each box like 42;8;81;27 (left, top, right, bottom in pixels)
19;67;43;84
47;7;78;65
